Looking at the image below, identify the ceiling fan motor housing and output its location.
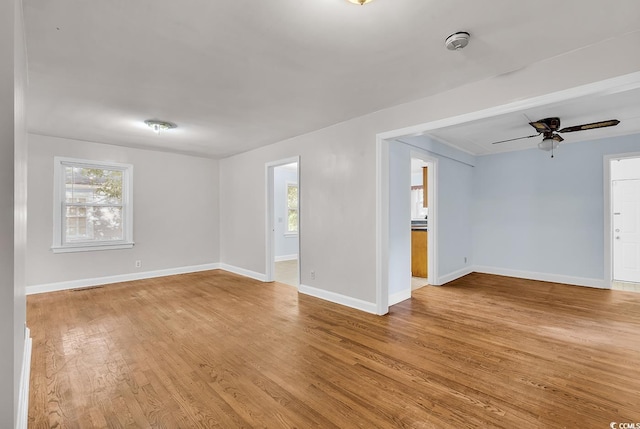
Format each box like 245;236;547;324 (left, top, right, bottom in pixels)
531;117;561;132
544;117;560;131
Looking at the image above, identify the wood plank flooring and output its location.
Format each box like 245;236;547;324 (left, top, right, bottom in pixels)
28;271;640;428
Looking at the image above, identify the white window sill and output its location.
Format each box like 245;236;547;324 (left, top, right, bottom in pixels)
51;242;135;253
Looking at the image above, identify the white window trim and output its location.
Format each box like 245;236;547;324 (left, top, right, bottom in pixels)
52;157;134;253
285;181;298;236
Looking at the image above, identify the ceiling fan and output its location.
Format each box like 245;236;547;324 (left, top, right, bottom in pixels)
491;117;620;157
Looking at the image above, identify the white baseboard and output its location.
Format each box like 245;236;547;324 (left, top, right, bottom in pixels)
473;265;608;289
299;284;377;314
437;266;474;285
275;254;298;262
218;264;267;282
26;263;222;295
17;326;32;429
389;289;411;306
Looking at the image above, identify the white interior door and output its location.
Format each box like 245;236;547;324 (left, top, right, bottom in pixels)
613;179;640;283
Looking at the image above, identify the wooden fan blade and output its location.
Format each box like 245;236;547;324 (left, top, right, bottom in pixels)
491;133;540;145
529;121;552;133
558;119;620;133
552;134;564;142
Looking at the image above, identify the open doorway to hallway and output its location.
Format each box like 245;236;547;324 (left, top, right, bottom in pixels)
611;155;640;293
266;158;300;287
273;162;298;286
410;157;431;291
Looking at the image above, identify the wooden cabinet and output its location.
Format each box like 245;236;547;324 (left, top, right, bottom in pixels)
411;230;428;278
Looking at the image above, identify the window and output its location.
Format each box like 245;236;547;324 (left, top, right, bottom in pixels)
52;157;134;253
286;182;298;234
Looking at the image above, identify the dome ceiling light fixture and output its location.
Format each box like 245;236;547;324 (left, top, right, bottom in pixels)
347;0;373;5
144;119;177;134
445;31;471;50
537;135;561;153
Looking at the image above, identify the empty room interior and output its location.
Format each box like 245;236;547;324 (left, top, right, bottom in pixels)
3;0;640;428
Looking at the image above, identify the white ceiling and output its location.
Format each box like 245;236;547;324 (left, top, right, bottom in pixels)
428;85;640;155
23;0;640;158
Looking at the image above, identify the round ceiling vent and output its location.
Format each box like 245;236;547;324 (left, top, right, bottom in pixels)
444;32;471;51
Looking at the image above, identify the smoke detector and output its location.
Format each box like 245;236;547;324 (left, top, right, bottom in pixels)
445;32;470;51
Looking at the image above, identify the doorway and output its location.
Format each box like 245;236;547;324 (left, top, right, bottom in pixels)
385;141;438;308
410;156;433;291
265;157;300;287
610;155;640;292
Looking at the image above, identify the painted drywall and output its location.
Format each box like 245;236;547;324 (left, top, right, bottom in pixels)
220;120;379;302
473;134;640;281
0;0;16;423
388;143;411;300
436;155;474;276
1;0;28;425
273;166;299;259
219;32;640;308
26;134;220;287
13;0;28;425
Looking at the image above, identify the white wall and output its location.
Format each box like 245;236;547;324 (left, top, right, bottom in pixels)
0;23;15;423
13;0;28;424
436;155;474;277
410;159;428;220
219;30;640;311
220;121;378;303
388;143;411;302
26;135;220;289
273;166;298;259
411;172;423;187
1;0;28;425
473;134;640;283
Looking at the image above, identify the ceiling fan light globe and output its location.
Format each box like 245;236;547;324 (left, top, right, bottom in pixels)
538;137;559;152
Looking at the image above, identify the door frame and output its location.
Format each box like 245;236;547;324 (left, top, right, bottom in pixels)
604;152;640;287
410;151;437;287
265;156;300;285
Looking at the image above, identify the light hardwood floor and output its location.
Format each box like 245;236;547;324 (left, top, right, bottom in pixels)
274;259;298;287
28;271;640;428
612;280;640;292
411;276;428;290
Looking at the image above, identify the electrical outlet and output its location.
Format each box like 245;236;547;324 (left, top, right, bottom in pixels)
135;260;142;268
310;270;315;280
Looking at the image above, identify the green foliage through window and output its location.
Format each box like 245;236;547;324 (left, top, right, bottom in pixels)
287;184;298;233
63;166;125;242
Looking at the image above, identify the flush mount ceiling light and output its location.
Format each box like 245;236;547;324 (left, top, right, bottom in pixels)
347;0;373;5
144;119;177;134
445;32;471;50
